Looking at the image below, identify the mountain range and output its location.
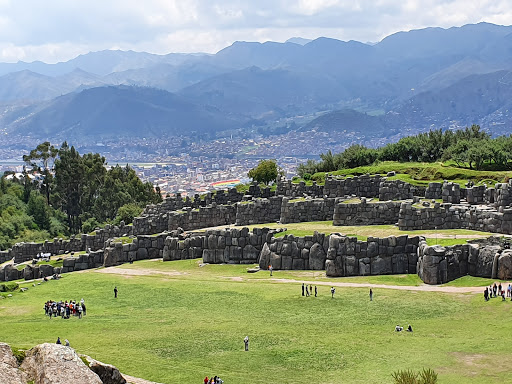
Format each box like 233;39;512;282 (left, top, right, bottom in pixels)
1;22;512;143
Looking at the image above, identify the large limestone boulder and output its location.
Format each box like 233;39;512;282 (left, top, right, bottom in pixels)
83;355;126;384
309;243;326;270
498;250;512;280
475;245;500;278
258;243;271;270
21;343;102;384
0;343;24;384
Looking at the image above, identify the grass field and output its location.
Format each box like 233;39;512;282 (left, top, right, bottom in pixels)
1;259;512;384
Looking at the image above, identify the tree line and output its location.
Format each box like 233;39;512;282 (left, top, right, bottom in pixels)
0;142;161;250
297;125;512;176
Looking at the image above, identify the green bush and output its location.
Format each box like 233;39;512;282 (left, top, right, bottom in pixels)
0;282;19;292
10;347;26;365
392;368;438;384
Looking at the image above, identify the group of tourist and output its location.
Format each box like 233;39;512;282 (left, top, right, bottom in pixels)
204;375;224;384
44;299;86;319
484;282;512;301
301;283;319;297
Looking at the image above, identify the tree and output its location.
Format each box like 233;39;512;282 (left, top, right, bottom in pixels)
247;159;283;185
23;141;58;205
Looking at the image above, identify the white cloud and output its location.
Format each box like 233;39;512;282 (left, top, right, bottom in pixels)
0;0;510;62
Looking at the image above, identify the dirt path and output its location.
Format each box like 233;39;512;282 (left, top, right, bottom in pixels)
267;278;492;293
94;267;187;277
123;374;165;384
95;265;500;294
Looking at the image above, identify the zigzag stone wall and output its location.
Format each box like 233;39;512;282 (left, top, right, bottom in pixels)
333;199;401;226
416;237;512;284
325;234;421;277
164;227;276;264
280;197;336;224
323;175;383;198
168;204;237;231
235;197;282;226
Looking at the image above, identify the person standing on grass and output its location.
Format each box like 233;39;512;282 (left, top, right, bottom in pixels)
331;287;335;298
244;336;249;351
315;286;317;297
269;264;273;276
305;285;310;297
302;283;305;296
369;288;373;301
56;337;61;344
204;376;209;384
114;286;118;298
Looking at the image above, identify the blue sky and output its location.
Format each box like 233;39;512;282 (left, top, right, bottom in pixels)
0;0;510;63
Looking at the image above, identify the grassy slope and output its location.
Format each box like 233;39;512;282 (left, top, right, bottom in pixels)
1;260;511;384
309;161;512;186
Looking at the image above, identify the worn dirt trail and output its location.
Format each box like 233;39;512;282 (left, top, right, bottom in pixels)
94;265;501;294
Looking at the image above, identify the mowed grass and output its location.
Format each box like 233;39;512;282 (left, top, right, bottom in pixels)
1;260;512;383
244;222;494;246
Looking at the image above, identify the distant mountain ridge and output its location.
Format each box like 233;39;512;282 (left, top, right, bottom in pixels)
1;22;512;142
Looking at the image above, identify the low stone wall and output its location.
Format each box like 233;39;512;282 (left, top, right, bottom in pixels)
417;237;512;284
280;197;336;224
398;202;512;234
168;204;237;231
442;182;461;204
103;233;169;267
133;212;169;235
379;180;413;201
276;179;323;198
466;185;486;204
333;199;401;226
235;197;282;226
164;227;276;264
0;251;12;264
325;234;421;277
324;175;383;198
259;232;329;270
425;182;442;199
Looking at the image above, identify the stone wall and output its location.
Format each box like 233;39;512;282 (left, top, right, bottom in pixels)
259;232;329;271
0;251;12;264
333;199;401;226
417;237;512;284
280;197;336;224
168;204;237;231
442;182;461;204
325;234;421;277
235;197;282;226
323;175;383;198
164;227;276;264
466;185;486;204
276;179;323;198
379;180;413;201
398;202;512;234
425;182;442;199
103;233;169;267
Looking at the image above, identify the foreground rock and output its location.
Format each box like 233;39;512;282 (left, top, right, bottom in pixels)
0;343;24;384
82;355;126;384
21;343;102;384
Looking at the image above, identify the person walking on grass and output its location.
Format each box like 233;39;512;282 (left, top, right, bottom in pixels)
315;285;317;297
114;286;118;298
305;285;310;297
331;287;335;298
302;283;305;296
269;264;273;277
369;288;373;301
244;336;249;351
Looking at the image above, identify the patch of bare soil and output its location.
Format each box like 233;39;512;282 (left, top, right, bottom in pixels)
123;374;165;384
94;267;187;277
267;278;493;293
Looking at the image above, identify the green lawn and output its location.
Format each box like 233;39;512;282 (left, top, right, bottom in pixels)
1;260;511;384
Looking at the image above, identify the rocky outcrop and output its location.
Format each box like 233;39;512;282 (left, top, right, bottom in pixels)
83;355;126;384
21;343;102;383
0;343;24;384
498;250;512;280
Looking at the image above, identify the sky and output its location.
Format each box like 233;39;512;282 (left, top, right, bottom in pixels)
0;0;510;63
